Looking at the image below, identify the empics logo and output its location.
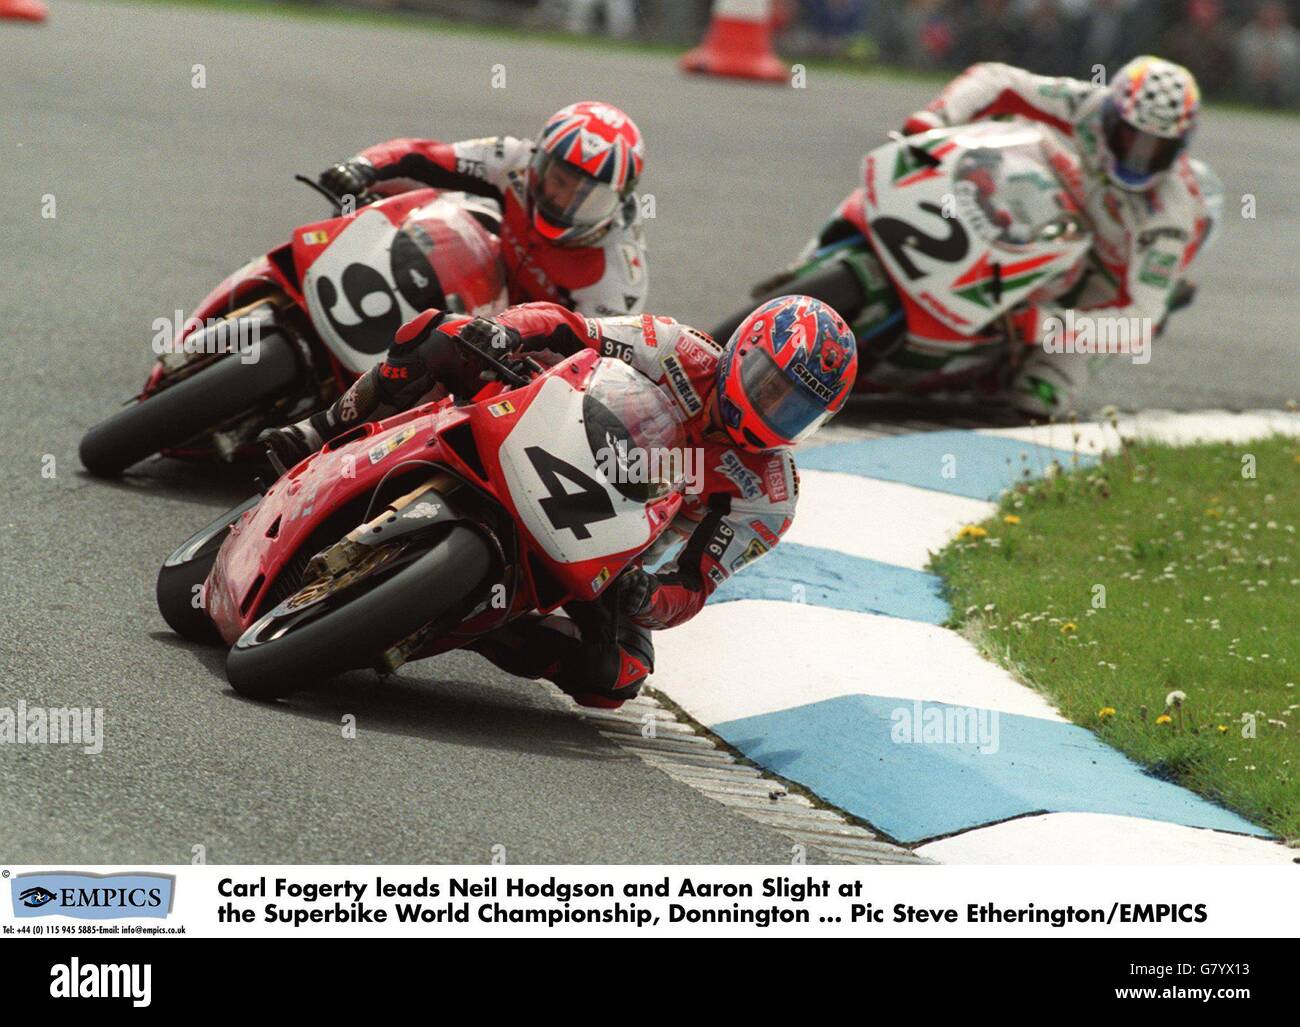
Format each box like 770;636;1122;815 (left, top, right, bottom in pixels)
18;886;56;908
11;872;175;920
50;959;152;1008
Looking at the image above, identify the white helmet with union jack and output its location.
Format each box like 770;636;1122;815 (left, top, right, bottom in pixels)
530;101;644;246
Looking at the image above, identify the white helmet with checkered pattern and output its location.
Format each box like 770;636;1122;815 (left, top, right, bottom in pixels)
1101;56;1200;191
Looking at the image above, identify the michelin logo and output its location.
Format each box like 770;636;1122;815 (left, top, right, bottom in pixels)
11;871;174;920
661;354;703;415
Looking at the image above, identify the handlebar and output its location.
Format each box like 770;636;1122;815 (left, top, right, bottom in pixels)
295;173;379;216
447;330;540;390
295;174;344;215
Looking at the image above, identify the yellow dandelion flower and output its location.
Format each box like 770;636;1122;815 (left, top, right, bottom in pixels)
957;524;988;539
1061;622;1078;634
1003;514;1021;525
1216;725;1229;734
1155;714;1173;725
1098;707;1116;720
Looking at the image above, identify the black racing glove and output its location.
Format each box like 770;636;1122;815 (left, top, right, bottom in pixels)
320;159;377;201
615;567;656;618
457;317;523;358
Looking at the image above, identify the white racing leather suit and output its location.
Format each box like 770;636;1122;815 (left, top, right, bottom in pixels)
908;63;1220;414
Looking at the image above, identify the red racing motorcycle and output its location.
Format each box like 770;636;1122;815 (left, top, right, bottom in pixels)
156;337;686;701
80;178;506;476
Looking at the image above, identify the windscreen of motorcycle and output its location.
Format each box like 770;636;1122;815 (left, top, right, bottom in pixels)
496;359;685;569
302;198;507;375
864;122;1093;334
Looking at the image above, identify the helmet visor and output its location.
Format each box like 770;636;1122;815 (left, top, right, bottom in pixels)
740;346;836;445
1104;104;1184;183
531;150;621;235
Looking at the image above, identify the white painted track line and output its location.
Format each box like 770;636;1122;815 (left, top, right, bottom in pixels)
788;469;996;570
654;600;1067;725
915;812;1296;865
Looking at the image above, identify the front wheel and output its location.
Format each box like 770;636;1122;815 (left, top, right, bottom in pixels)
79;330;301;477
157;495;261;645
225;526;496;701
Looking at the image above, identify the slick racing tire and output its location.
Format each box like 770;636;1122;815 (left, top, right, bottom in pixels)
708;260;868;346
78;330;301;477
225;526;495;701
156;496;261;646
156;550;225;646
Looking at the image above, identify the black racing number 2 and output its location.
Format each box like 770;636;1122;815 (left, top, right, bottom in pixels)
869;201;969;281
525;447;616;540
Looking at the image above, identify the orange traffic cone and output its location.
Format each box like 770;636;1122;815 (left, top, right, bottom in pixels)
0;0;48;21
681;0;786;83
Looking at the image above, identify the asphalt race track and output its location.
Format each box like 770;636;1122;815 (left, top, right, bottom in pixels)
3;1;1297;862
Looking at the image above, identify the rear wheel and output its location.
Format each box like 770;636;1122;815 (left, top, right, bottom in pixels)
79;330;301;477
225;526;495;701
708;260;869;345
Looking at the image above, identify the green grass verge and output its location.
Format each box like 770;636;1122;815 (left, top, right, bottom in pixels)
931;432;1299;840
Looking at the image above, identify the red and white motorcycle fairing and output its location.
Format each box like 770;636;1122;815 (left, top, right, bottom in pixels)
204;350;684;649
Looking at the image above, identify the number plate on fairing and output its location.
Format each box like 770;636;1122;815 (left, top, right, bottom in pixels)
497;376;654;565
865;123;1091;334
302;209;424;374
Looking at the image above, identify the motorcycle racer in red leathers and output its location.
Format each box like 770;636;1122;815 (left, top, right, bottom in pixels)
319;101;649;318
263;296;858;708
901;56;1220;416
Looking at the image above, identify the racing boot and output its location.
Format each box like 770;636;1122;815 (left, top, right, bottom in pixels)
258;363;396;475
1008;347;1082;420
258;308;466;474
471;611;653;709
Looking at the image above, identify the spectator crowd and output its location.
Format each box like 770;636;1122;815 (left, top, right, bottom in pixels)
779;0;1298;108
301;0;1300;108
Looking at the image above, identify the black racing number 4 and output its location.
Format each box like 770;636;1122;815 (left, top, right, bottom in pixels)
525;446;616;540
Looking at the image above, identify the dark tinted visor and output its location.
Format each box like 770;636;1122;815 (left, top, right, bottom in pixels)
740;347;835;444
1104;102;1184;182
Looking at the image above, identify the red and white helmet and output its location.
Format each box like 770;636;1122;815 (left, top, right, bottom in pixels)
1102;56;1200;191
717;295;858;451
530;101;644;246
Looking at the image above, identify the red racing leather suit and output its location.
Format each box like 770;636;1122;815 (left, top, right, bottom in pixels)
316;301;798;707
445;302;799;631
355;136;649;317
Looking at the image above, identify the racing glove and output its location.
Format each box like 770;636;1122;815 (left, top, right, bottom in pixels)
457;317;523;358
320;159;377;201
614;567;656;618
902;110;944;136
